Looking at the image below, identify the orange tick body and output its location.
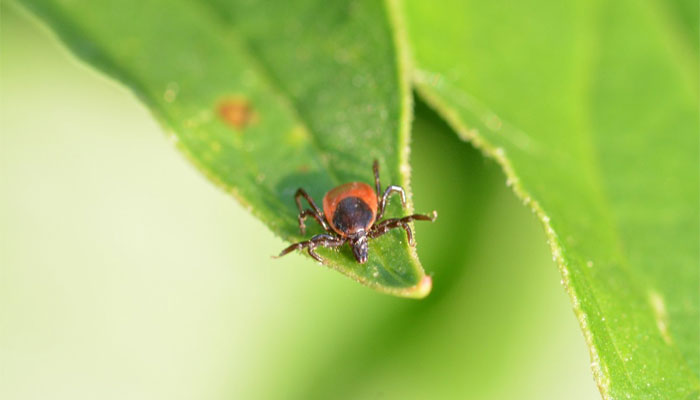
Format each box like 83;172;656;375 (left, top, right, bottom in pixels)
323;182;378;237
277;160;437;264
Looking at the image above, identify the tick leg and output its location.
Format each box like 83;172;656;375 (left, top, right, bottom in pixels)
275;233;346;263
376;185;407;221
373;159;382;203
373;160;407;220
370;217;413;245
298;210;328;235
306;234;345;262
295;188;330;235
370;211;437;246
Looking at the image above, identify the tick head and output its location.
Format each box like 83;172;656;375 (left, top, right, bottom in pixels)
350;233;369;264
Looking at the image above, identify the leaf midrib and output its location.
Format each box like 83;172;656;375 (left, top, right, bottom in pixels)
191;0;405;189
184;0;344;190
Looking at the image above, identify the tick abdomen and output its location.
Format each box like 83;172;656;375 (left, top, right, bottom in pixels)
332;197;374;234
323;182;377;236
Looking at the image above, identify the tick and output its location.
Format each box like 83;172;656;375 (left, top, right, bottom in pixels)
277;160;437;264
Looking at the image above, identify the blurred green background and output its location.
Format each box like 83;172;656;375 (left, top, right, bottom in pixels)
1;5;599;399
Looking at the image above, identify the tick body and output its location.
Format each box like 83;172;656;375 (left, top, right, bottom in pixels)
324;182;377;236
277;160;437;264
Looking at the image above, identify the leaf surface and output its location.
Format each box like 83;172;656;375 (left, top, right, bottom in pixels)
402;0;700;397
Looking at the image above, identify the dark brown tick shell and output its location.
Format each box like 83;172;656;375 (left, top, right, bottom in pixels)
323;182;378;237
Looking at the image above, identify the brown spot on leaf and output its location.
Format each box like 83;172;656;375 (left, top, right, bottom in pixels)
297;164;310;173
218;98;256;130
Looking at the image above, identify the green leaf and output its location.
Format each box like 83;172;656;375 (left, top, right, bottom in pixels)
401;0;699;397
17;0;431;297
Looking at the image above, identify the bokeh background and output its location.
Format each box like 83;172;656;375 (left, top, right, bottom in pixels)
2;4;599;399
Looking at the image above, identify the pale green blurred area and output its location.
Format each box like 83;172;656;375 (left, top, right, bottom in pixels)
1;5;598;399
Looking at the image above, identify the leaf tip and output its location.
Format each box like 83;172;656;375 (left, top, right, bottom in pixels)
398;274;432;299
